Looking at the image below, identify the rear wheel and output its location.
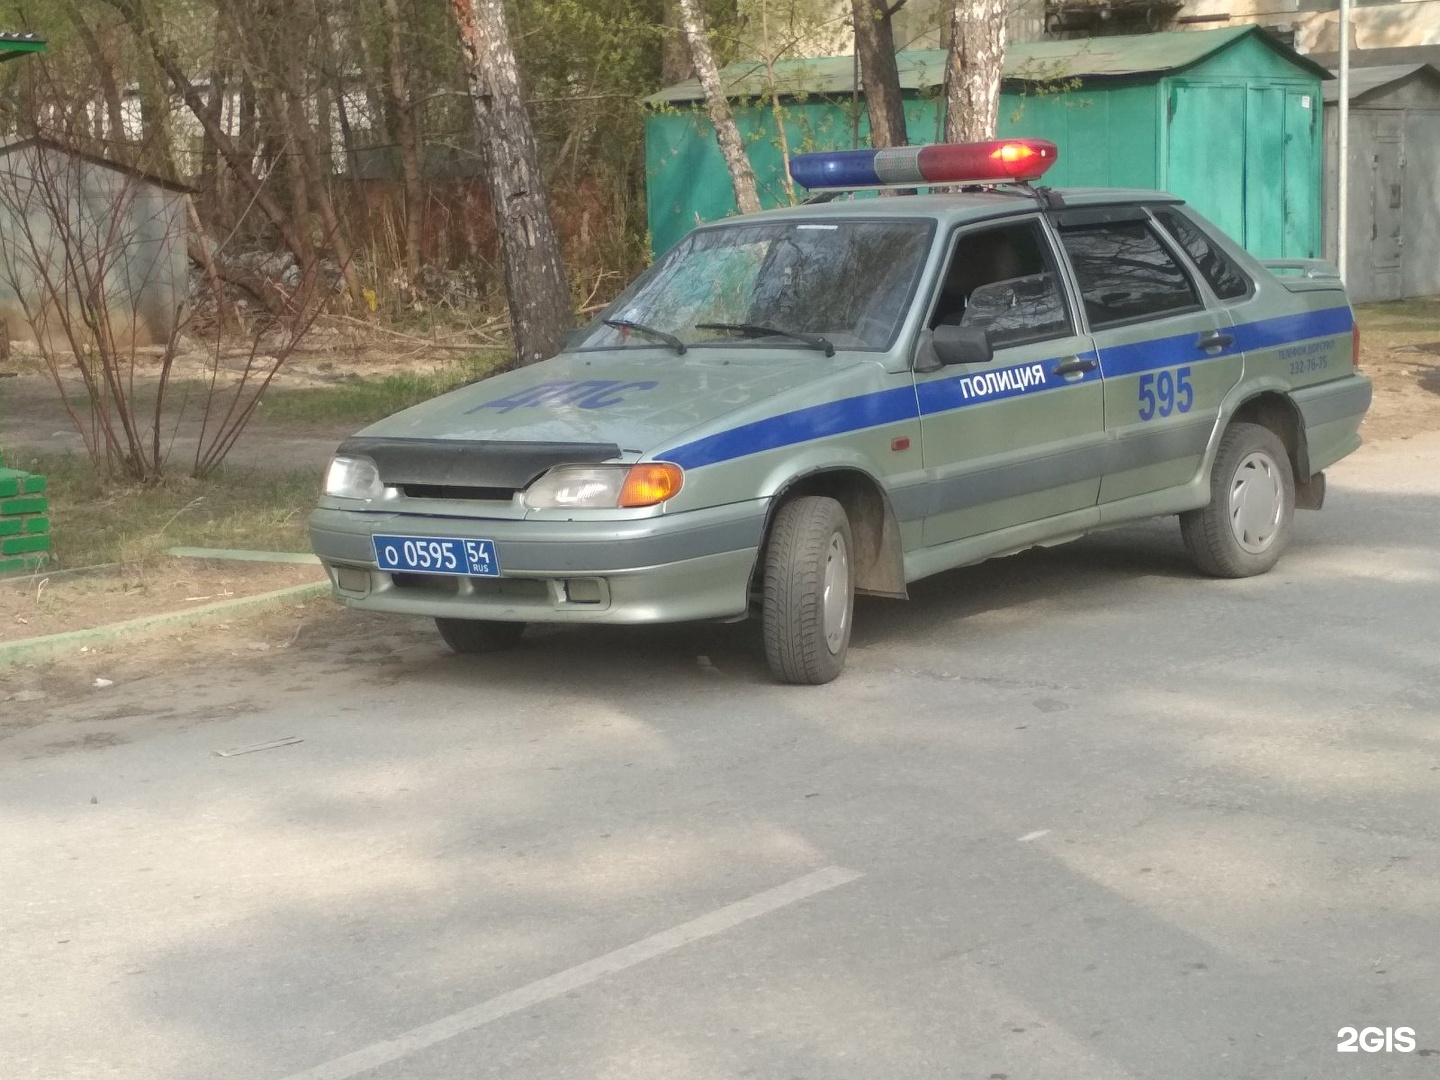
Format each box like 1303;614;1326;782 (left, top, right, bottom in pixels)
1180;422;1295;578
762;496;854;685
434;618;526;654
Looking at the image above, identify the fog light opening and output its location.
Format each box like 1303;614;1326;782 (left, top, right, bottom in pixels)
334;565;371;594
564;578;605;604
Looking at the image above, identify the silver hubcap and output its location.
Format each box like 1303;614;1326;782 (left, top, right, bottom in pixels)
821;532;851;654
1229;450;1283;554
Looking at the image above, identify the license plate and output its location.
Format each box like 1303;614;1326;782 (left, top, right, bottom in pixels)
372;535;500;577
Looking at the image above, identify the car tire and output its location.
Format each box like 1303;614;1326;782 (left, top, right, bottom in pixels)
762;496;854;685
434;618;526;654
1180;422;1295;578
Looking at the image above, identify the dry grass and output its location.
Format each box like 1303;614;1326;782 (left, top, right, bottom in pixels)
1;452;318;570
1354;299;1440;441
252;350;505;427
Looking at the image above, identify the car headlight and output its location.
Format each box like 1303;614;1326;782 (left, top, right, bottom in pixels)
324;455;383;500
524;463;683;509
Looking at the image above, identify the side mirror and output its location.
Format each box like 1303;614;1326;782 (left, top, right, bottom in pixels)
932;324;993;366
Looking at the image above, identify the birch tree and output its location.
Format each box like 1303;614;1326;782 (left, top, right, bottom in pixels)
943;0;1006;143
676;0;761;215
450;0;573;366
851;0;908;148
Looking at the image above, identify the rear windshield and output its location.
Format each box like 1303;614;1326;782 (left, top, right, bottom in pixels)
580;219;935;352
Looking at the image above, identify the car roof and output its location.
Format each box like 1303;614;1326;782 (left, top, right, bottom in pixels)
704;187;1184;232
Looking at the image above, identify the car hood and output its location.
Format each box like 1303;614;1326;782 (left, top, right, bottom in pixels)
353;349;853;455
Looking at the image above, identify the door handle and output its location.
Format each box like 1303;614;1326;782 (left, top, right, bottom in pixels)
1197;331;1235;351
1052;356;1098;376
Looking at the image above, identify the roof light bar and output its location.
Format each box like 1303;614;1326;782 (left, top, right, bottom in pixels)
789;138;1058;191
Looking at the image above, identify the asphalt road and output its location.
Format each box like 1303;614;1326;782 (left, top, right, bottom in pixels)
5;433;1439;1080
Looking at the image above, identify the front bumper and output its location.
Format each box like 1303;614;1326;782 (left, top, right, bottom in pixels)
309;499;768;624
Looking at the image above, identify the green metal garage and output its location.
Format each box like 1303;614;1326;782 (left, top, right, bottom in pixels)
644;26;1330;261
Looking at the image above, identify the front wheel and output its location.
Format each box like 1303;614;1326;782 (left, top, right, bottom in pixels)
434;618;526;654
761;496;854;685
1180;422;1295;578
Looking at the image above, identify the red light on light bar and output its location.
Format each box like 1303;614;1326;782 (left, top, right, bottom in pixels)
917;139;1057;184
994;142;1035;164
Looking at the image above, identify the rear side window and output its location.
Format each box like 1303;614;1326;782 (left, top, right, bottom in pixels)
1153;208;1252;300
1058;221;1202;329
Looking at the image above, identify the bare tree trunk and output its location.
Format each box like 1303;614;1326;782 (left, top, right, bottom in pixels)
354;18;390;150
759;1;795;204
449;0;573;366
106;0;314;267
313;0;358;176
382;0;425;286
266;82;314;257
944;0;1007;143
277;0;366;307
851;0;908;148
185;195;236;328
676;0;760;215
136;62;178;175
63;2;126;146
237;71;258;166
332;81;359;177
661;0;695;85
199;62;226;222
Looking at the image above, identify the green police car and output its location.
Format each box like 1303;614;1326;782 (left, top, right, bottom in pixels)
310;138;1370;684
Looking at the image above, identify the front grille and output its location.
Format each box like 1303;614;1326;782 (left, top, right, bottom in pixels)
400;483;516;501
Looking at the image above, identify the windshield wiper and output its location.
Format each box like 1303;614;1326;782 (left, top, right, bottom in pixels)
602;318;686;355
694;322;835;357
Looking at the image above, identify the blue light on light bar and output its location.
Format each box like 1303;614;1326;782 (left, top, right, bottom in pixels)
788;149;883;190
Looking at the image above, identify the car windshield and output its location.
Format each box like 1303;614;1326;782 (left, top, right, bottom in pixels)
578;218;934;353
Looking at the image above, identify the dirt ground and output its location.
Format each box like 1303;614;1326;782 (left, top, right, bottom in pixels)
0;595;397;724
1;302;1438;671
0;559;327;643
0;330;461;654
0;335;427;474
1353;314;1440;441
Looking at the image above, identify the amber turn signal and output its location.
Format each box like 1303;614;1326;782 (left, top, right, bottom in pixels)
618;463;684;508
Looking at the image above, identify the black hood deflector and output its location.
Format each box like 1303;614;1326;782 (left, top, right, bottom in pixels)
338;437;621;490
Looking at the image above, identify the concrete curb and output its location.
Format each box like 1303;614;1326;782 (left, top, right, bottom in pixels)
0;580;332;669
167;547;320;564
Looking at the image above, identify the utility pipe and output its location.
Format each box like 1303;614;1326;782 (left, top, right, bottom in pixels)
1337;0;1350;283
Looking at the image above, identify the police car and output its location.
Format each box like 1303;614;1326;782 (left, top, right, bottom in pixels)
310;138;1371;684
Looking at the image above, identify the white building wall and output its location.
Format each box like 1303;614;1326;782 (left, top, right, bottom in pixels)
1176;0;1440;52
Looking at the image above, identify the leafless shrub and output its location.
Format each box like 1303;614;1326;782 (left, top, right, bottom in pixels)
0;136;325;482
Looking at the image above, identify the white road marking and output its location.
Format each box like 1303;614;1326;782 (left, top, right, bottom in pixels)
1017;830;1050;843
278;865;863;1080
215;737;304;757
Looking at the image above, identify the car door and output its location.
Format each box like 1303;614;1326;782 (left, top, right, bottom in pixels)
1052;207;1243;506
914;215;1107;548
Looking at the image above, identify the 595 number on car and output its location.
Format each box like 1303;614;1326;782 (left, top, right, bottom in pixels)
1138;366;1194;421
